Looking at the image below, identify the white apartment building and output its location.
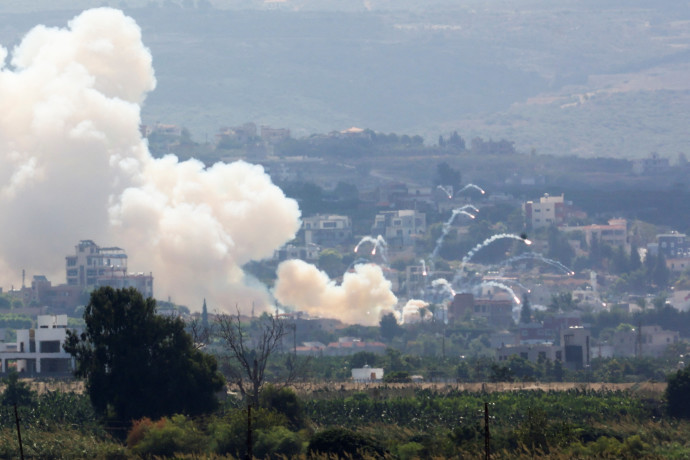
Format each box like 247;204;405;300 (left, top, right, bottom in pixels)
0;315;73;374
524;193;566;230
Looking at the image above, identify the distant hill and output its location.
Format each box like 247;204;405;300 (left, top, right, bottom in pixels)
1;1;689;159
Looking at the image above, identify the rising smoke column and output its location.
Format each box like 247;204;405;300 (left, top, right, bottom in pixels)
0;8;301;311
273;259;397;326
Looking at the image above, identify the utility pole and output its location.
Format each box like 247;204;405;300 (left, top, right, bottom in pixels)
246;404;253;460
484;401;490;460
14;404;24;460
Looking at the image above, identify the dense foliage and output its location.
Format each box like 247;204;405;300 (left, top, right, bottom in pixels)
64;287;225;424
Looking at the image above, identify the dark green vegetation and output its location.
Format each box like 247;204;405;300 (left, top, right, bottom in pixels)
64;287;225;424
4;380;690;458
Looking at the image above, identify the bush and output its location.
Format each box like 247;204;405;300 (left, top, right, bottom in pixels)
254;425;303;459
308;427;386;459
259;384;306;430
127;415;206;457
666;367;690;418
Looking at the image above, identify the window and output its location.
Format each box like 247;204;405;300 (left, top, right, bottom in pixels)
322;222;337;228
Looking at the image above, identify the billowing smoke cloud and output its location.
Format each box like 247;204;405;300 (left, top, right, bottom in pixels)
0;8;301;311
273;260;397;325
401;299;430;324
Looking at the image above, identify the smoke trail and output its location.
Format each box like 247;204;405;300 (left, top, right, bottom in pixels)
479;281;520;305
273;259;397;325
354;235;388;263
436;185;453;199
458;183;485;195
498;252;574;275
430;207;476;261
462;233;532;265
0;8;301;312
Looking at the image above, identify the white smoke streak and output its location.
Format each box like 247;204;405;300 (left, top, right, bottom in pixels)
430;206;477;261
458;183;485;194
462;233;531;265
273;259;397;325
499;252;574;275
0;8;301;312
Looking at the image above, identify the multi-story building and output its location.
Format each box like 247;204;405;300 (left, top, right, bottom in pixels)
260;126;290;144
66;240;153;299
448;292;515;329
562;326;591;370
0;315;73;374
656;231;688;258
561;219;628;250
524;193;567;230
371;210;426;249
303;214;353;247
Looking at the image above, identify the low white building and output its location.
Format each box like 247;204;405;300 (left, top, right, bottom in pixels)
351;365;384;381
0;315;73;374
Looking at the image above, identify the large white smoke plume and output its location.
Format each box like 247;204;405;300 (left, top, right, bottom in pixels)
273;260;397;325
0;8;301;311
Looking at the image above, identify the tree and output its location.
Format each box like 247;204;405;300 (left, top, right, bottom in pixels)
64;287;224;423
666;366;690;418
434;162;462;190
379;312;402;342
215;310;303;408
0;371;35;407
519;293;532;324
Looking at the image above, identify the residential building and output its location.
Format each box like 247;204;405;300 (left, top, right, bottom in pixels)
66;240;153;298
372;210;426;249
561;219;628;249
497;343;561;364
561;326;591;371
524;193;567;230
303;214;353;247
611;325;679;358
447;292;515;329
632;152;671;175
274;243;320;262
260;126;290;144
656;231;688;258
0;315;73;374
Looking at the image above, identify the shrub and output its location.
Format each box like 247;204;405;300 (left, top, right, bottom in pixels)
128;415;206;457
254;425;303;459
308;427;386;459
260;384;306;429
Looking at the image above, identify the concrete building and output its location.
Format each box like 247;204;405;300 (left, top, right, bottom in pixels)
447;292;515;329
0;315;73;375
656;231;688;258
561;326;590;371
562;219;628;250
372;210;426;249
66;240;153;298
260;126;290;144
611;325;680;358
497;343;561;364
524;193;567;230
351;365;384;381
303;214;353;247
